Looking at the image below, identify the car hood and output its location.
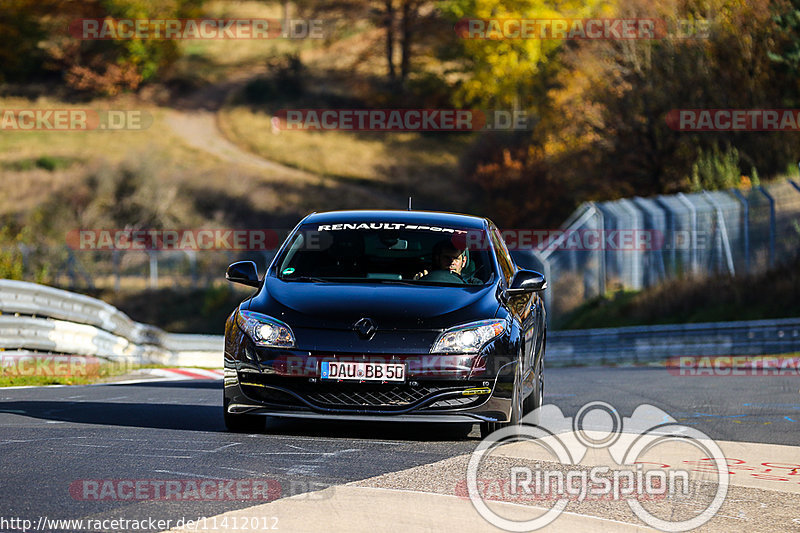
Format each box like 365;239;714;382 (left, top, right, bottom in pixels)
250;277;500;331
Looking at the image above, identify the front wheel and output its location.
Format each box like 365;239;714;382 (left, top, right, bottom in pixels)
523;356;544;426
479;421;499;438
480;361;524;439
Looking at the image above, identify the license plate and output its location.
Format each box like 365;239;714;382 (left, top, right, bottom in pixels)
320;361;405;382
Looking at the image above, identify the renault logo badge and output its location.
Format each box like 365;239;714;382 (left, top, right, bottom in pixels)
353;317;377;340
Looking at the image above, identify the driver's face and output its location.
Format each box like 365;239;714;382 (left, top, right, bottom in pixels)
437;250;466;273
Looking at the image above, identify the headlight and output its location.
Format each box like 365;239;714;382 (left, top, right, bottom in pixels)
236;310;295;348
430;319;507;354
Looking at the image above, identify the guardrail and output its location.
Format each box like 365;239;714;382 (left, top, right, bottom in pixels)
548;317;800;365
0;280;222;368
2;280;796;370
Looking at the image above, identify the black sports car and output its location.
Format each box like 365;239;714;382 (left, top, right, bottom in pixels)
223;210;547;437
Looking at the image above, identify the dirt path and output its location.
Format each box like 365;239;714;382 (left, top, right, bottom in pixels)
165;110;317;181
163;67;321;181
162;70;407;210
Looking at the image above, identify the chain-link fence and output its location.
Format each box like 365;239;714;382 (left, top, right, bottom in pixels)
4;181;800;318
3;244;278;293
512;179;800;319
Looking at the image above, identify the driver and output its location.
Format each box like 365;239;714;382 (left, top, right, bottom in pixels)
415;240;468;283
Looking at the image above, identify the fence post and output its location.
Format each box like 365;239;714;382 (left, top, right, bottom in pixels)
17;243;29;277
730;188;750;273
676;193;698;274
113;250;121;293
590;203;606;296
757;186;776;268
618;199;643;289
703;191;735;276
185;250;198;285
148;251;158;289
655;196;678;278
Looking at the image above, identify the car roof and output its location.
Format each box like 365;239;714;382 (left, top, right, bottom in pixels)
301;210;490;230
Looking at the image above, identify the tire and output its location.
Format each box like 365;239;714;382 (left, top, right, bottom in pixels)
509;363;524;425
480;359;524;439
523;356;544;426
480;421;500;439
223;396;264;433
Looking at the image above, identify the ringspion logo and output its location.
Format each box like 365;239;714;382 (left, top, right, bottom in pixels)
468;402;729;531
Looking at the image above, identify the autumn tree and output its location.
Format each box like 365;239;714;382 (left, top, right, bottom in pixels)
558;0;800;196
0;0;64;83
296;0;442;91
451;0;800;228
439;0;610;225
0;0;201;95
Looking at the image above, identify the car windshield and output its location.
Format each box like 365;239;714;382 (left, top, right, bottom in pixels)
275;223;495;285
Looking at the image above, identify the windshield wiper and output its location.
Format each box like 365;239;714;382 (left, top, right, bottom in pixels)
281;275;332;283
363;278;418;286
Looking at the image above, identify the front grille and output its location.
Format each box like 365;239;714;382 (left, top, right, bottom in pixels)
306;384;446;408
240;374;487;411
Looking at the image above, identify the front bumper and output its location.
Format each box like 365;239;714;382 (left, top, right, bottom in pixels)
223;346;518;423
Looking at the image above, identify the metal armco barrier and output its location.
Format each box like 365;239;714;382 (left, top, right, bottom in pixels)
0;280;222;368
2;280;797;369
548;317;800;366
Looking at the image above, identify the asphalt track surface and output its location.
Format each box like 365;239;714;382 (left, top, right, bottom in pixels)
1;366;798;532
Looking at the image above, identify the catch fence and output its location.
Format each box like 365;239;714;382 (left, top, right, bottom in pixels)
511;179;800;318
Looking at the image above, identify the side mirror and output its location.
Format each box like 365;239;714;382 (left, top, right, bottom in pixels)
226;261;260;287
507;269;546;294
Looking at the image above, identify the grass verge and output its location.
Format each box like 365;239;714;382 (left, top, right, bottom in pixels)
557;255;800;329
217;105;473;204
0;361;164;387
